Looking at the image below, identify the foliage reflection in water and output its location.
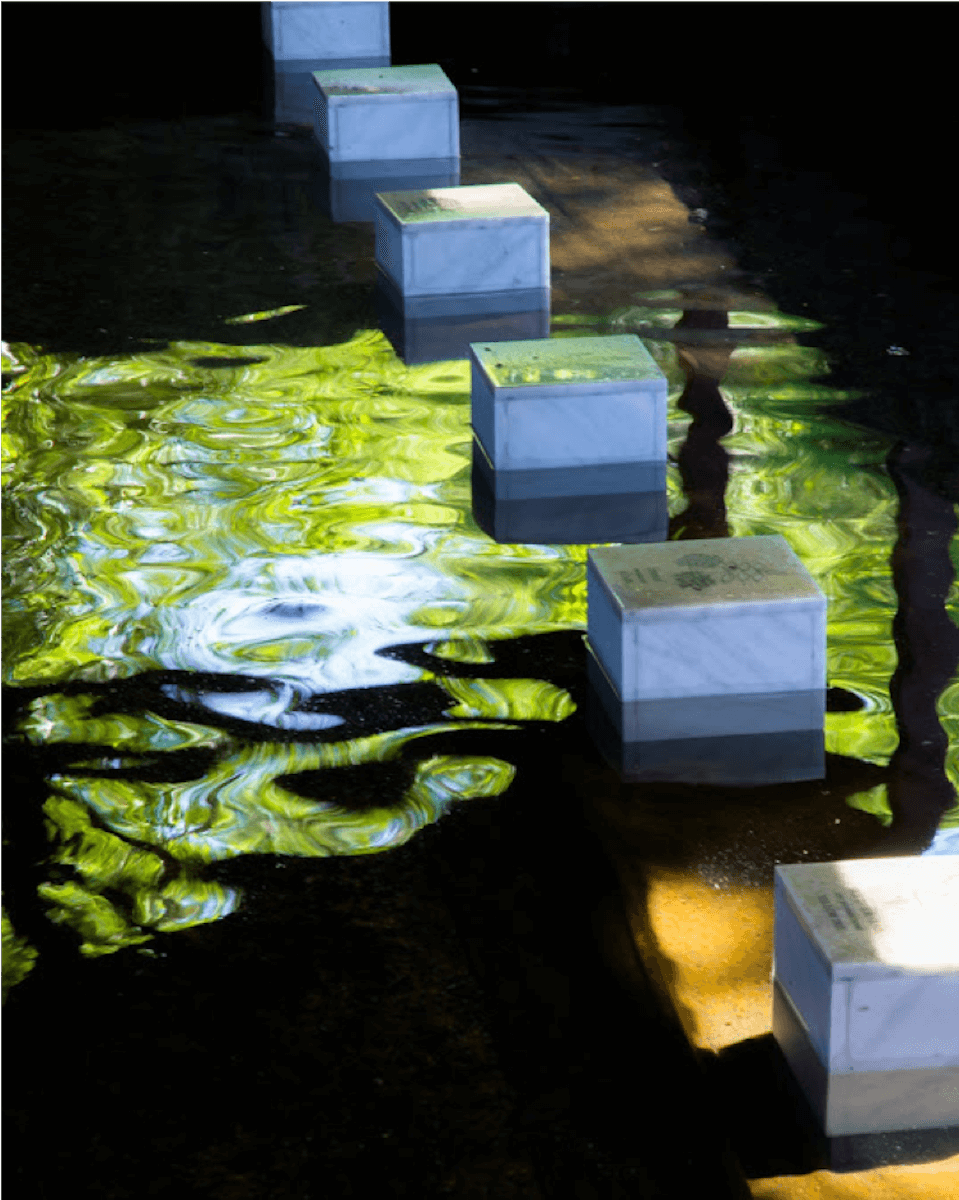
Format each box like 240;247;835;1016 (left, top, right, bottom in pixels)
2;317;957;988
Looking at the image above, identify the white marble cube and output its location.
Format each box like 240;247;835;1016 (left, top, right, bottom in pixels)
470;335;666;474
586;536;826;741
773;857;959;1136
263;2;390;68
313;65;458;163
374;184;548;308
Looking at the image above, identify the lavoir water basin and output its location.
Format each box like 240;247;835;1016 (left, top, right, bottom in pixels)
3;98;958;1198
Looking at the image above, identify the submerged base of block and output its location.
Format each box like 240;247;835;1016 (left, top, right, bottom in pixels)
376;267;550;320
471;441;668;545
586;649;824;784
314;152;460;222
586;643;826;743
471;434;666;500
375;277;549;364
773;980;959;1137
586;698;825;785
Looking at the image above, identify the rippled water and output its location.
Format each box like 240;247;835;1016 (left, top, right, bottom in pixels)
3;298;957;987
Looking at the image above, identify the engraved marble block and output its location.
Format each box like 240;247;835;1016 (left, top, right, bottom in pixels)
374;184;549;315
773;857;959;1136
587;535;826;742
313;65;458;164
470;335;666;477
262;2;390;70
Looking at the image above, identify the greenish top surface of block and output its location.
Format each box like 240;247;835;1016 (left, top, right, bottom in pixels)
376;183;546;224
777;858;959;972
313;63;455;96
589;535;824;613
470;335;664;388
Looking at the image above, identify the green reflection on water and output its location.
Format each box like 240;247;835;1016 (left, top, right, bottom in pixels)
2;911;39;999
3;317;957;977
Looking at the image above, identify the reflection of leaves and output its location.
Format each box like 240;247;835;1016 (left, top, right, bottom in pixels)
437;677;576;722
2;910;38;1001
9;648;556;968
845;783;893;827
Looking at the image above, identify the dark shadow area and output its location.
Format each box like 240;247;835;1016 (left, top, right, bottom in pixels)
667;307;733;541
884;441;959;853
1;119;379;356
3;629;754;1198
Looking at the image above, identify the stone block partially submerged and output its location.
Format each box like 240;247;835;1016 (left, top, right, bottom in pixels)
773;857;959;1137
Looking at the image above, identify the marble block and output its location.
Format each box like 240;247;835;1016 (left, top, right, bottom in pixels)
313;65;458;163
469;334;667;473
587;536;826;726
472;439;668;546
773;857;959;1136
374;184;548;305
262;2;390;69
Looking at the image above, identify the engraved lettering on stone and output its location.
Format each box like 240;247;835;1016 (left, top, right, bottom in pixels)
618;568;658;589
398;196;446;218
817;892;847;931
836;894;865;932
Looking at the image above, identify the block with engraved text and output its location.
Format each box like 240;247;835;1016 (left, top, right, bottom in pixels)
586;535;826;782
773;857;959;1137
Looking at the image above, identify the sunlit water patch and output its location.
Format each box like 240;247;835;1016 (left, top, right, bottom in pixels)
3;319;956;985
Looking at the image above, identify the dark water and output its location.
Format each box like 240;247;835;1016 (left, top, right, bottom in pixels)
2;102;958;1197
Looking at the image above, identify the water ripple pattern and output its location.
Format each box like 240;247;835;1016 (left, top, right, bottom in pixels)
3;320;957;978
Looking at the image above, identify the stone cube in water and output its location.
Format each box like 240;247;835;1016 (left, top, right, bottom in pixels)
585;536;826;782
773;857;959;1136
374;184;549;314
313;64;459;164
470;334;667;477
263;2;390;68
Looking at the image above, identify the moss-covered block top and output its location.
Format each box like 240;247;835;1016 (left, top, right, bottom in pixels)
376;183;547;225
313;63;456;97
589;535;825;614
471;334;663;389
